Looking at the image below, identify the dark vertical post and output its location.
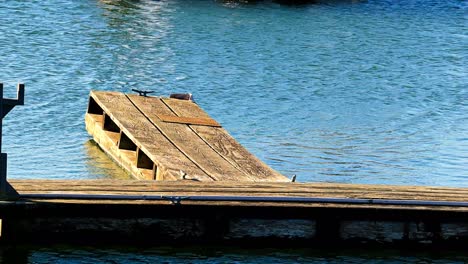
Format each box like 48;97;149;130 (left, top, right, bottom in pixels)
0;83;5;195
0;83;25;197
0;154;6;194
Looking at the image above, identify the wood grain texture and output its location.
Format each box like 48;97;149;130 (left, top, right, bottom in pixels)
89;91;211;181
156;114;221;127
128;95;253;181
8;180;468;212
162;98;289;182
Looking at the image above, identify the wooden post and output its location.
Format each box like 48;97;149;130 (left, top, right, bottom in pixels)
0;154;7;195
0;83;25;198
0;84;4;194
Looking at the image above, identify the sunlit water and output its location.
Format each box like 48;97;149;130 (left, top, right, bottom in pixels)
0;0;467;262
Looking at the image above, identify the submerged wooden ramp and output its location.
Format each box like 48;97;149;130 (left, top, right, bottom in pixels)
85;91;288;182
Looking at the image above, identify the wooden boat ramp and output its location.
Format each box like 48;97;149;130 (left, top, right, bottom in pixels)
85;90;288;182
0;89;467;247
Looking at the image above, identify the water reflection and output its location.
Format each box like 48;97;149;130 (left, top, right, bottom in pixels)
91;0;173;94
83;140;132;180
98;0;141;28
99;0;141;9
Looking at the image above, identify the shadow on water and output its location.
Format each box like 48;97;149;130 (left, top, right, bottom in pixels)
97;0;142;26
98;0;141;9
0;247;28;264
83;140;132;180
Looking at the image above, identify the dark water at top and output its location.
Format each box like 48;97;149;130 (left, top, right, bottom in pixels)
0;0;467;262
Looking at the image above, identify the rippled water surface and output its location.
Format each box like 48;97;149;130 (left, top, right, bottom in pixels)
1;245;468;264
1;0;467;186
0;0;467;262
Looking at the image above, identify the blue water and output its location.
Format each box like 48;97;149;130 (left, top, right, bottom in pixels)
1;0;467;186
1;245;468;264
0;0;467;262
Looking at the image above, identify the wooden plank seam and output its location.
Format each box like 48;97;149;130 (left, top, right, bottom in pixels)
156;114;221;127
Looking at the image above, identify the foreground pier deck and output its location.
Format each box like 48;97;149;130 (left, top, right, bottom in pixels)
1;179;466;246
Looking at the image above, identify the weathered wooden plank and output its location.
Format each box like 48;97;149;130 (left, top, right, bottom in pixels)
9;180;468;194
128;95;254;181
11;190;468;202
156;114;221;127
161;98;289;182
10;181;468;199
11;199;467;211
8;180;468;206
16;191;468;202
15;192;468;203
9;181;468;204
14;190;468;202
89;91;212;181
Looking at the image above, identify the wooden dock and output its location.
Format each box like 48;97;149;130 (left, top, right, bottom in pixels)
85;91;288;182
0;89;466;247
0;179;467;246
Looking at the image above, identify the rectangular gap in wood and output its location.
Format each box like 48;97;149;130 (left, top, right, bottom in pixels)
137;148;154;170
103;114;120;133
87;97;103;115
118;132;137;151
